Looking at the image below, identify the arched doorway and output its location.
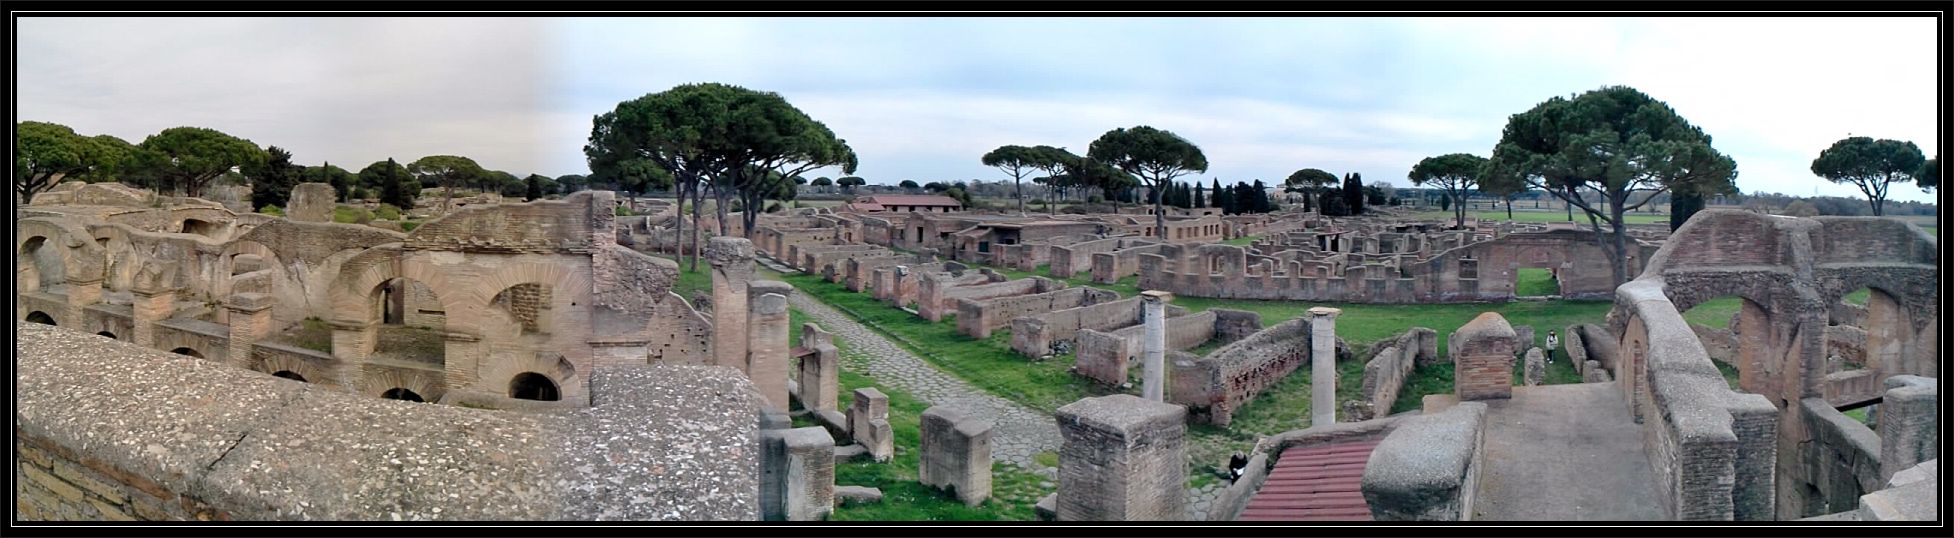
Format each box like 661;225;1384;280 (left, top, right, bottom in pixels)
172;347;205;358
96;331;117;340
25;311;57;326
508;372;560;401
381;388;426;402
272;370;307;382
1680;296;1771;394
20;236;66;293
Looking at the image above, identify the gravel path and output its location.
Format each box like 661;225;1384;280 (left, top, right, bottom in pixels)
767;256;1221;519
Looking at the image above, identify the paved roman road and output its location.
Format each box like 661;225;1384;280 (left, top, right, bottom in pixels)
770;259;1226;519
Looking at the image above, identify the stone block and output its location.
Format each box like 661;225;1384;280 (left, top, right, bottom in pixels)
1513;325;1534;352
1877;376;1936;482
795;324;840;414
1055;394;1186;521
1362;401;1487;521
1583;361;1609;383
920;406;993;507
1522;347;1545;386
847;388;893;462
286;183;335;222
761;427;835;521
835;485;883;505
1453;312;1516;400
1035;493;1059;521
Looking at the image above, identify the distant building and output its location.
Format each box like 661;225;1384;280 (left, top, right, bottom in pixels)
848;195;963;213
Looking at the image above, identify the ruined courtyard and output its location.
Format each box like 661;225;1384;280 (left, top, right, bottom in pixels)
14;178;1940;523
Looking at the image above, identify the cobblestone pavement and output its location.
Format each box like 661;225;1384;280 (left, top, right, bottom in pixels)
767;257;1224;519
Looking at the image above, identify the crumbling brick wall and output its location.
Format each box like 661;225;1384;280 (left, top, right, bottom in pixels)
1168;318;1313;427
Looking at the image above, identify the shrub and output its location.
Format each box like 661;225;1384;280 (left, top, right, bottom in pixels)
401;220;421;232
615;205;634;216
374;204;401;221
333;205;374;224
258;205;285;217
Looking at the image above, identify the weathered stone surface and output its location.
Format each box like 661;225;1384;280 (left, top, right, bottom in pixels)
16;322;762;521
1522;347;1545;386
286;183;335;223
1035;493;1058;521
1876;376;1936;482
1055;395;1186;521
1362;401;1487;521
920;406;993;507
761;426;834;521
847;388;893;462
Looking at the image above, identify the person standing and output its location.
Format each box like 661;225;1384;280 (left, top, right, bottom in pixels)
1545;330;1560;364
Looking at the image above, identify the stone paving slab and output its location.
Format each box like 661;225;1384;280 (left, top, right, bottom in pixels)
1471;383;1665;521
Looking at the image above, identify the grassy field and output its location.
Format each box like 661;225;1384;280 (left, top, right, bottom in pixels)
1221;235;1260;246
1514;268;1559;297
785;309;1047;521
1686;288;1873;330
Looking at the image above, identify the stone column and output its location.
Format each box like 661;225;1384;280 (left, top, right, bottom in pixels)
329;321;376;387
224;293;274;368
1139;290;1173;401
1055;394;1187;521
705;237;757;373
129;283;176;349
920;406;994;507
1309;307;1342;426
747;281;793;411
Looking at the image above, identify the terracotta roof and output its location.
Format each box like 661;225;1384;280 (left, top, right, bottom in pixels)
1237;441;1378;521
843;202;885;212
858;195;962;207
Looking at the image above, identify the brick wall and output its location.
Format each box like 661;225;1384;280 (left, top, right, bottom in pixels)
1169;319;1312;427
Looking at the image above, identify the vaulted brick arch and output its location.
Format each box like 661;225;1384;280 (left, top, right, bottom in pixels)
445;260;593;337
17;217;107;289
326;245;464;328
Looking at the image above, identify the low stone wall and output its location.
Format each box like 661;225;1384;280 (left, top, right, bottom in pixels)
956;286;1112;340
917;274;1056;323
1050;237;1151;279
1089;243;1167;284
1615;280;1778;521
1361;402;1488;521
1072;309;1260;386
1168;318;1313;427
15;322;762;521
991;242;1050;272
1008;295;1181;358
1349;327;1437;421
1795;398;1884;516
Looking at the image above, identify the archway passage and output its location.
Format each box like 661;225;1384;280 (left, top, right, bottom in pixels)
96;331;117;339
1681;296;1769;393
26;311;57;326
508;372;561;401
171;347;205;358
382;388;425;402
181;218;219;237
272;370;307;382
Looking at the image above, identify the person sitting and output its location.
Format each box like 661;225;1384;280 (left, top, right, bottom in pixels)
1228;453;1250;484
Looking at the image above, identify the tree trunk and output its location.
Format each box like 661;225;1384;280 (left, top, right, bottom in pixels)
689;180;704;273
1153;181;1167;240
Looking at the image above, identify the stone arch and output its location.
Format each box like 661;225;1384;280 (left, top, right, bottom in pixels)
361;368;446;403
214;239;282;299
16;218;103;293
25;311;57;326
171;347;205;358
252;354;330;387
382;388;426;402
326;246;463;327
97;331;117;340
180;218;221;238
447;261;592;337
508;372;560;401
478;352;582;404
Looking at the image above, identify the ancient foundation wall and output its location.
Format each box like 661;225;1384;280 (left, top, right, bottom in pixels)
955;286;1111;340
1169;318;1312;427
1008;294;1174;358
920;276;1059;323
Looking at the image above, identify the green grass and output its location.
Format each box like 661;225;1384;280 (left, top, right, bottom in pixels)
280;317;334;353
787;308;1045;521
1843;288;1870;306
258;205;285;217
773;268;1111;413
400;220;421;232
1514;268;1559;297
1842;407;1875;428
1683;296;1743;329
1168;296;1614;358
1222;235;1260;246
668;256;714;302
332;205;374;224
1407;209;1669;225
1712;358;1740;389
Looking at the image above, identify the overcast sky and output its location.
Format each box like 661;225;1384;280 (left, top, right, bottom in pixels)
16;16;1942;203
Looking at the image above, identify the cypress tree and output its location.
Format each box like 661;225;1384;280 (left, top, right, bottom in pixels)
1194;183;1205;208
